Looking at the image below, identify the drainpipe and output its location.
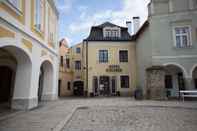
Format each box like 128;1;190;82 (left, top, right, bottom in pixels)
86;40;88;97
83;40;88;97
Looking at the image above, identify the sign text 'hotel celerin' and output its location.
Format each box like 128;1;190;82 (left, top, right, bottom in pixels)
106;65;122;72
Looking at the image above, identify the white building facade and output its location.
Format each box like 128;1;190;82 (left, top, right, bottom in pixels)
0;0;59;110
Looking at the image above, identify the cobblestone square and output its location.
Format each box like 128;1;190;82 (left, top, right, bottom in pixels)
0;98;197;131
63;105;197;131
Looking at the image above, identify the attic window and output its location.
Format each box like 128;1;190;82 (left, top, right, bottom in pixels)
103;27;120;38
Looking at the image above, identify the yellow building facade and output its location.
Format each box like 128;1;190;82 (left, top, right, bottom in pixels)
86;41;136;96
59;39;74;97
0;0;59;110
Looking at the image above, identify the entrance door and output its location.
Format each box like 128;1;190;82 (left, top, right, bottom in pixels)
165;75;173;97
58;80;61;97
111;76;116;95
99;76;110;96
38;68;44;102
0;67;13;106
73;81;84;96
195;79;197;89
93;76;98;96
178;73;185;90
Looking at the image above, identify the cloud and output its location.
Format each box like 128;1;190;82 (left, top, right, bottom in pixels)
66;0;151;45
57;0;74;14
63;36;72;46
68;0;150;35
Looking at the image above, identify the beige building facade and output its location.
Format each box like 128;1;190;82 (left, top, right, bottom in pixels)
70;43;85;96
59;39;73;97
81;22;138;97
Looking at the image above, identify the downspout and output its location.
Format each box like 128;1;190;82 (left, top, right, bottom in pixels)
86;40;88;97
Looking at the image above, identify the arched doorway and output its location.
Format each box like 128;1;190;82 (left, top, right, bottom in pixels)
0;66;14;108
164;64;185;98
0;46;32;110
73;81;84;96
192;66;197;89
38;60;54;102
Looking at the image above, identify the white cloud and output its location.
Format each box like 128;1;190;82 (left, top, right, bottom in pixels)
68;0;151;40
64;36;72;46
58;0;74;14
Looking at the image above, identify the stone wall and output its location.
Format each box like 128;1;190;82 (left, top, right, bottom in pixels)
146;66;166;100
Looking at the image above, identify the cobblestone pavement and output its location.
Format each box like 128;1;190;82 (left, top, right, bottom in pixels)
63;106;197;131
0;97;197;131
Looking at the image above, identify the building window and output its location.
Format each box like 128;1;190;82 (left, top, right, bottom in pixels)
76;47;81;53
75;61;81;70
174;26;191;48
7;0;21;11
60;56;63;67
120;76;129;88
99;50;108;63
104;28;120;38
119;50;128;62
34;0;44;31
66;58;70;68
67;82;71;90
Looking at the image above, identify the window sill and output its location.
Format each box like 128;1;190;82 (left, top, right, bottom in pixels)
120;61;128;63
4;1;23;16
173;45;193;50
99;62;108;64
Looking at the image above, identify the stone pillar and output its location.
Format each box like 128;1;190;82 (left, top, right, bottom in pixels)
146;66;166;100
185;77;194;90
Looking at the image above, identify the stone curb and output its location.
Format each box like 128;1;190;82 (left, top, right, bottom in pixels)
52;107;78;131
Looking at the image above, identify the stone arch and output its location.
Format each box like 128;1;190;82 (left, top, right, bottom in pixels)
38;59;54;101
191;65;197;89
163;63;187;97
190;64;197;78
163;63;188;78
0;45;32;109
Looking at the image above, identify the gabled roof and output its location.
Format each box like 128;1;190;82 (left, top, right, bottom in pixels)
84;22;133;41
95;22;127;29
132;21;149;40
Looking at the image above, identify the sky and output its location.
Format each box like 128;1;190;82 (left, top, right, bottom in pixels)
56;0;151;46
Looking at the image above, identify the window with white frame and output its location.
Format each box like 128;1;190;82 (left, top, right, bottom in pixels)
7;0;21;11
99;50;108;63
174;26;191;48
104;28;120;38
34;0;44;32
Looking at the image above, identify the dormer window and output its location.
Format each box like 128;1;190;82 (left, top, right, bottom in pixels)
103;27;121;38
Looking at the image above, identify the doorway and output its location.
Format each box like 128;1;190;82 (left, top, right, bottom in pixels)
111;76;116;95
73;81;84;96
93;76;99;96
99;76;110;96
0;66;13;108
165;65;185;97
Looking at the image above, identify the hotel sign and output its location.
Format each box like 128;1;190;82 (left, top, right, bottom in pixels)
106;65;122;72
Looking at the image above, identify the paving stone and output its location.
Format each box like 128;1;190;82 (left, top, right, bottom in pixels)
0;98;197;131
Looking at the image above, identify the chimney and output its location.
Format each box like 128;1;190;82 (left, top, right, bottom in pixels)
133;17;140;34
126;21;132;36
